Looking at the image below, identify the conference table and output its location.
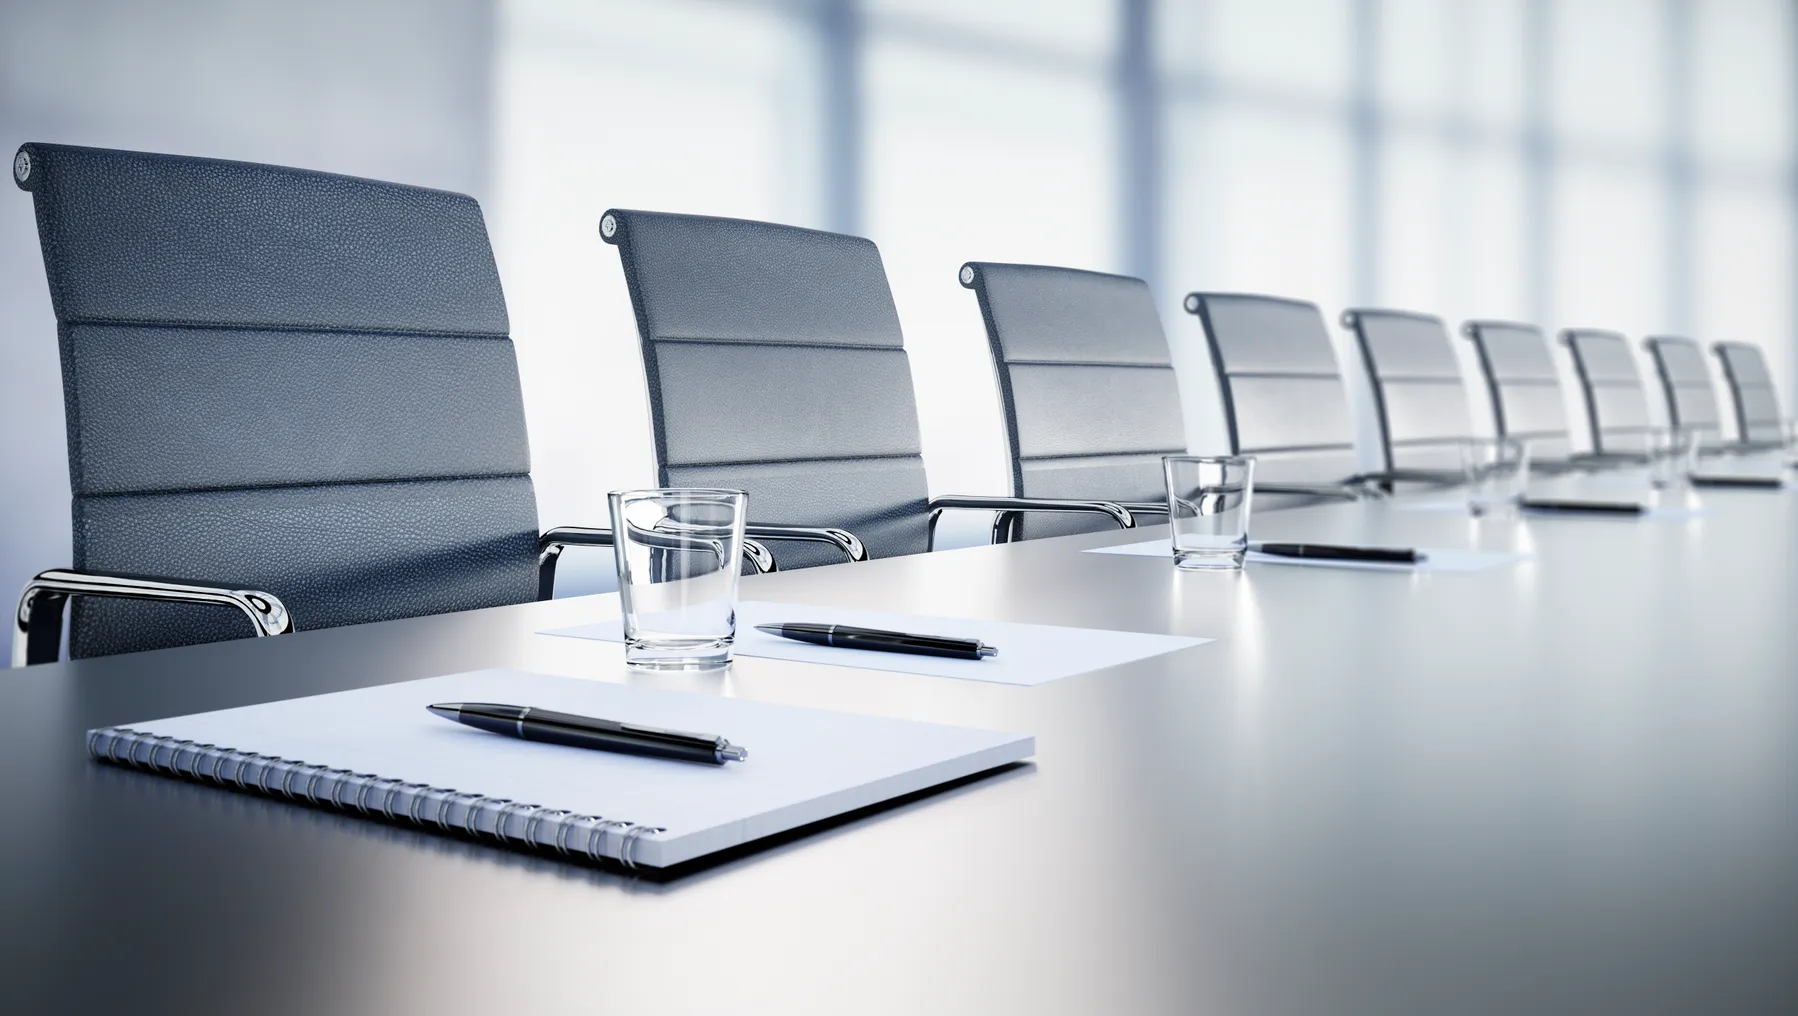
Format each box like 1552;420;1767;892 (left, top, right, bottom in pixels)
3;480;1795;1014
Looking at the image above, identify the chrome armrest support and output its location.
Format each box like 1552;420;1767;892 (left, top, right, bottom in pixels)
1346;475;1395;498
927;495;1137;547
537;527;614;601
738;537;777;574
537;526;776;600
1116;501;1171;516
13;568;291;668
742;524;866;564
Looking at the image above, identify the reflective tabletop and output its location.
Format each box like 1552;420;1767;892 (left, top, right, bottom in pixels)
2;479;1794;1014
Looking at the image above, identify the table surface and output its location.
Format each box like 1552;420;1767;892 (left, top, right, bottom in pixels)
3;479;1795;1015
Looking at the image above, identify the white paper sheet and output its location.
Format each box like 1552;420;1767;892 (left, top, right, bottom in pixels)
543;601;1210;686
1084;538;1529;573
1390;498;1708;521
1585;472;1790;490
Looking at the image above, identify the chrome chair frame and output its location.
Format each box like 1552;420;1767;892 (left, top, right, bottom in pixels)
15;527;780;668
14;569;292;668
926;495;1137;548
535;527;775;602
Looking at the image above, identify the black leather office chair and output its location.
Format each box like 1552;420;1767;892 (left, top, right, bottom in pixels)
1340;308;1474;486
9;143;759;666
1462;320;1588;472
1182;292;1369;500
1561;328;1652;459
1642;336;1724;452
599;209;1138;567
959;262;1185;541
1713;341;1788;450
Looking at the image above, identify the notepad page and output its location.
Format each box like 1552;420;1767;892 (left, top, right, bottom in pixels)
103;669;1033;867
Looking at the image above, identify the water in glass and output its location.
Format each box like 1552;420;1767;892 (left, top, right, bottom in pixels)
1461;438;1529;517
1163;456;1255;570
609;488;747;670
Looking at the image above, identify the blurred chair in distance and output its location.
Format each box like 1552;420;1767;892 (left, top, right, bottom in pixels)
9;142;753;666
1713;341;1788;451
1643;336;1725;453
1462;320;1589;473
960;261;1185;541
600;208;1140;568
1183;292;1372;504
1561;328;1653;461
1340;308;1474;489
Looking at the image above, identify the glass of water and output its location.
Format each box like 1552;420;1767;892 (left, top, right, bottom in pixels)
1646;426;1698;489
609;488;747;670
1461;438;1530;517
1163;456;1255;570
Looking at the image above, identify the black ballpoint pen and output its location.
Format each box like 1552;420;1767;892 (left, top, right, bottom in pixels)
1251;542;1424;564
427;703;748;764
1689;475;1784;489
755;623;998;661
1520;498;1646;516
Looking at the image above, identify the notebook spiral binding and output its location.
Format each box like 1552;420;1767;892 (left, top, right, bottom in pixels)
87;726;664;868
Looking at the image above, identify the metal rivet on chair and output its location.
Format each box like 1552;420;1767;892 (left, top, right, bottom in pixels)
1183;294;1200;313
13;149;30;184
600;213;617;238
959;265;974;286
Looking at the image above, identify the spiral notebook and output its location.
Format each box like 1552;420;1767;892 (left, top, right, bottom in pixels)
87;669;1034;869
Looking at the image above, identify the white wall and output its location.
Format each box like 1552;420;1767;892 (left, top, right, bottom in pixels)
0;0;496;616
2;0;1794;625
491;0;826;591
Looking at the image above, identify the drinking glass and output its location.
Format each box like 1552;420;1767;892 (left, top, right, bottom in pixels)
1163;456;1255;570
1461;438;1530;517
1646;426;1698;489
609;488;747;670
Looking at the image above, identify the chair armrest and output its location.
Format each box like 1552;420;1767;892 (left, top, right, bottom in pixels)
537;527;776;601
927;495;1137;546
742;524;866;564
13;568;291;668
1362;468;1464;486
1569;451;1653;469
1337;471;1460;496
1252;483;1368;502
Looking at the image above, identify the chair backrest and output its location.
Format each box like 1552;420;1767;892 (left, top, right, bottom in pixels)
1561;328;1651;455
15;142;538;658
601;209;930;569
1462;321;1574;461
1642;336;1723;450
1340;309;1472;476
1183;293;1358;486
960;262;1184;539
1713;341;1787;447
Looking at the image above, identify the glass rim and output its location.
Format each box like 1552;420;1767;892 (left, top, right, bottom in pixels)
608;487;747;502
1162;454;1255;466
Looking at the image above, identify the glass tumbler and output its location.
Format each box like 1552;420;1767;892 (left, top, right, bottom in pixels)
1647;426;1698;489
1163;456;1256;570
609;488;747;670
1461;438;1530;517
